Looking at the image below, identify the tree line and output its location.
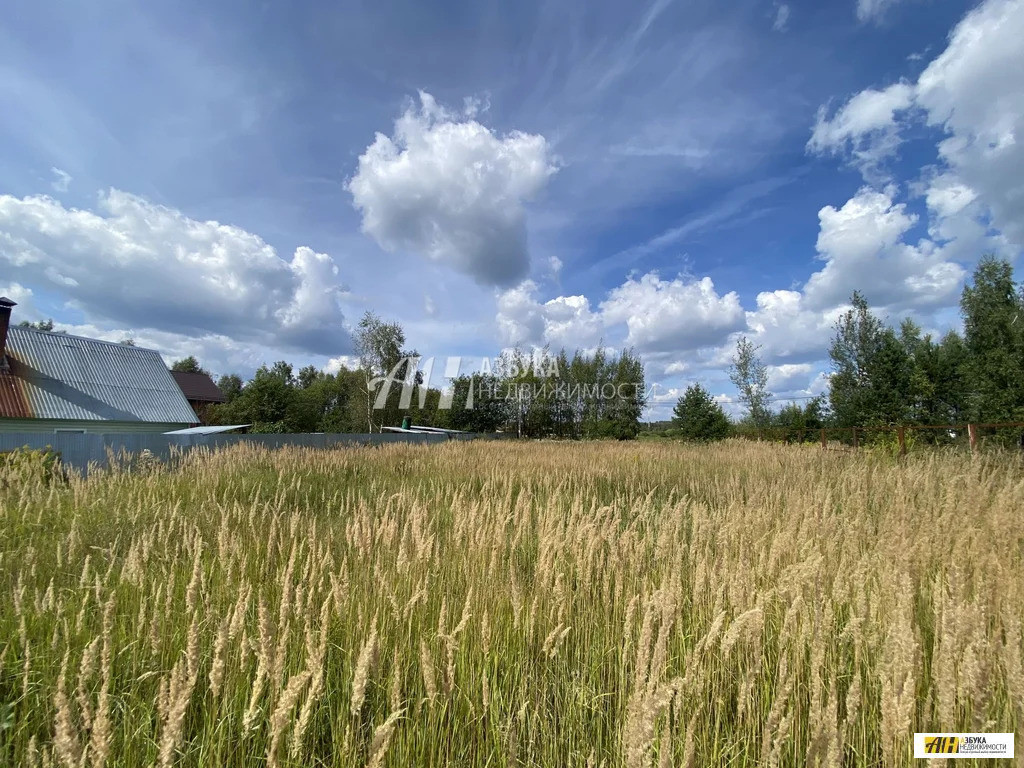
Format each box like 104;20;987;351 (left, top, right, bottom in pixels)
667;257;1024;442
177;312;648;438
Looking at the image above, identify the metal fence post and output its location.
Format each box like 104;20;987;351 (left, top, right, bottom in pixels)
852;426;859;450
897;426;906;459
820;428;826;450
968;423;977;455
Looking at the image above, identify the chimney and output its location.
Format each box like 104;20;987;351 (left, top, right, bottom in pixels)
0;297;15;370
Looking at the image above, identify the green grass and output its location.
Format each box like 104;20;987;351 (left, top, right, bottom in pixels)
0;440;1022;767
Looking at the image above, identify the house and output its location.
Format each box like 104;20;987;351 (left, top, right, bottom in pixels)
0;298;198;433
170;370;226;424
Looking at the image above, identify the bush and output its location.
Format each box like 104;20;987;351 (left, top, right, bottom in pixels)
250;420;288;434
0;445;63;486
862;429;918;459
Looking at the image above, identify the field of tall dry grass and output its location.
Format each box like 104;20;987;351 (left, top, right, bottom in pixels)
0;440;1022;766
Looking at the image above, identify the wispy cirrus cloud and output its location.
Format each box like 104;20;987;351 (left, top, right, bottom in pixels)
49;167;72;193
773;4;791;32
856;0;904;24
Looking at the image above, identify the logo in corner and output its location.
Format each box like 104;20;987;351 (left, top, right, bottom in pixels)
914;733;1014;759
923;736;960;754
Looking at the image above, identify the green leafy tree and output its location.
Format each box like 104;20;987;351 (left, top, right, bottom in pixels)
896;322;970;430
498;347;549;438
547;348;575;437
216;374;243;404
593;348;646;439
447;374;509;433
960;257;1024;422
773;397;825;441
829;292;883;426
170;356;210;375
200;317;647;438
216;364;294;431
17;318;56;332
300;370;366;432
869;328;913;424
323;369;364;432
898;319;934;424
296;365;320;390
354;311;419;431
442;345;646;439
729;337;772;428
408;385;446;428
931;331;970;424
672;384;731;441
267;361;295;386
828;293;913;427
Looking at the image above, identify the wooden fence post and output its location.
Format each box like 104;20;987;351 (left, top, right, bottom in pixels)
968;423;977;455
897;426;906;459
820;428;826;450
852;427;859;450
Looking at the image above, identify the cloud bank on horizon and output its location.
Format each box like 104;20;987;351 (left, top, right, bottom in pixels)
0;0;1021;417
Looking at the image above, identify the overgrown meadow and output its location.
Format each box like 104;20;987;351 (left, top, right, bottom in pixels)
1;441;1022;766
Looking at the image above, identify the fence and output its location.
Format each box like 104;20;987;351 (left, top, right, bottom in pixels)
737;422;1024;457
0;430;499;474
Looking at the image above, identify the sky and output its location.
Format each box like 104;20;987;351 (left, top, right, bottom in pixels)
1;0;1022;419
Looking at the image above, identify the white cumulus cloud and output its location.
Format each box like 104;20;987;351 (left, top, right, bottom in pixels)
0;189;351;356
495;271;744;356
808;82;914;177
805;187;965;310
915;0;1024;247
766;363;814;392
348;92;558;288
600;273;746;353
743;289;842;363
0;281;34;307
811;0;1024;250
496;280;602;349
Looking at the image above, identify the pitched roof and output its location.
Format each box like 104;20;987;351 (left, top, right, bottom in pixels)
0;327;198;423
170;371;227;403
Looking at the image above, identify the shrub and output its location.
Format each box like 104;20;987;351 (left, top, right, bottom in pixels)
0;445;63;486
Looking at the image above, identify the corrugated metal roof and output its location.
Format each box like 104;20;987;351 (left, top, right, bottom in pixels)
164;424;250;435
0;371;30;418
0;327;198;423
170;371;227;402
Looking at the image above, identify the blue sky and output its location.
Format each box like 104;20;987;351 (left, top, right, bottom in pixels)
2;0;1021;417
